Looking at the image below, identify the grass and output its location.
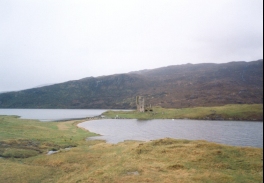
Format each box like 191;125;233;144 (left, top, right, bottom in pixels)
0;115;97;158
0;110;263;183
103;104;263;121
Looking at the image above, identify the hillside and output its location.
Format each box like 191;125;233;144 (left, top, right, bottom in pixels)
0;59;262;109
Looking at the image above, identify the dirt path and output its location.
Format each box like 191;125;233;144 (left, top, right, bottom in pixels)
57;121;72;130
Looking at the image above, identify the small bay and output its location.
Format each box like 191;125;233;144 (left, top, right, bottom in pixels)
78;119;263;148
0;109;109;121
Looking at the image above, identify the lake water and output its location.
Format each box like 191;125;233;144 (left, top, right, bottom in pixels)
0;109;109;121
1;109;262;148
78;119;263;148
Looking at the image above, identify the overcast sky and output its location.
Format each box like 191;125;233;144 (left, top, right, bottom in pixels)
0;0;263;92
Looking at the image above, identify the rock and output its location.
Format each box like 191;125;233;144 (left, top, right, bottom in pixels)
47;150;59;155
127;171;140;175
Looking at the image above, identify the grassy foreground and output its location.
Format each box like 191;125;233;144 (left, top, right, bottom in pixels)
103;104;263;121
0;115;263;183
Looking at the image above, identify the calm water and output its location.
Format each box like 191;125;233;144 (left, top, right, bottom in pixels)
78;119;263;148
0;109;109;121
1;109;262;147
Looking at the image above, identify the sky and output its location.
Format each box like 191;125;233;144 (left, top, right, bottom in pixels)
0;0;263;92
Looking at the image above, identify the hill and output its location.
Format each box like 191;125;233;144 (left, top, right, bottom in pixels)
0;59;262;109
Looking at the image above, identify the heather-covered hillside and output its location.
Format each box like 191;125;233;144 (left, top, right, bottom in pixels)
0;60;262;109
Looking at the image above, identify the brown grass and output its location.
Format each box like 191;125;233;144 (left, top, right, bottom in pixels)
8;138;259;183
0;116;262;183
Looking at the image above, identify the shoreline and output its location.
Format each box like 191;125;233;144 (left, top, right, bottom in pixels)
102;104;263;122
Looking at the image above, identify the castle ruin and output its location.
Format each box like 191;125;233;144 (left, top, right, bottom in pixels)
136;96;145;112
136;96;153;112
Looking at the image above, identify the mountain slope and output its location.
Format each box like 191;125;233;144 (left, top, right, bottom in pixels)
0;59;262;109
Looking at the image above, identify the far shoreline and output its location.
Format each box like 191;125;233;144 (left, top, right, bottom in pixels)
101;104;263;122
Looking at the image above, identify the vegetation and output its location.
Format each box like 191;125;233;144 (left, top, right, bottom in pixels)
0;115;97;158
103;104;263;121
0;60;262;109
0;115;263;182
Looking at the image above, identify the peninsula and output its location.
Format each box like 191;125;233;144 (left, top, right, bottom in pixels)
102;104;263;121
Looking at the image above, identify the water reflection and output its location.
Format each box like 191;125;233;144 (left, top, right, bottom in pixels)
78;119;263;148
136;119;151;126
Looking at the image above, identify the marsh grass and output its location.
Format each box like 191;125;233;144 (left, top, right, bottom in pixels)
0;115;263;182
0;116;97;158
103;104;263;121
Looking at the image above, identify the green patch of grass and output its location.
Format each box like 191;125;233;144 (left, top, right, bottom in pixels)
0;116;97;159
1;148;39;158
103;104;263;121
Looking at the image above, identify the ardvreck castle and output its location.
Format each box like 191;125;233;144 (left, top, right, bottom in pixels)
136;96;145;112
136;96;153;112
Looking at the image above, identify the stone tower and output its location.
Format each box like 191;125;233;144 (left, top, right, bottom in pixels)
136;96;145;112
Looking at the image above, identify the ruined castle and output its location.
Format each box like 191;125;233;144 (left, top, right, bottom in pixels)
136;96;145;112
136;96;152;112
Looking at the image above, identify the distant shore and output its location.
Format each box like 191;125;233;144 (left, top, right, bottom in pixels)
102;104;263;121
